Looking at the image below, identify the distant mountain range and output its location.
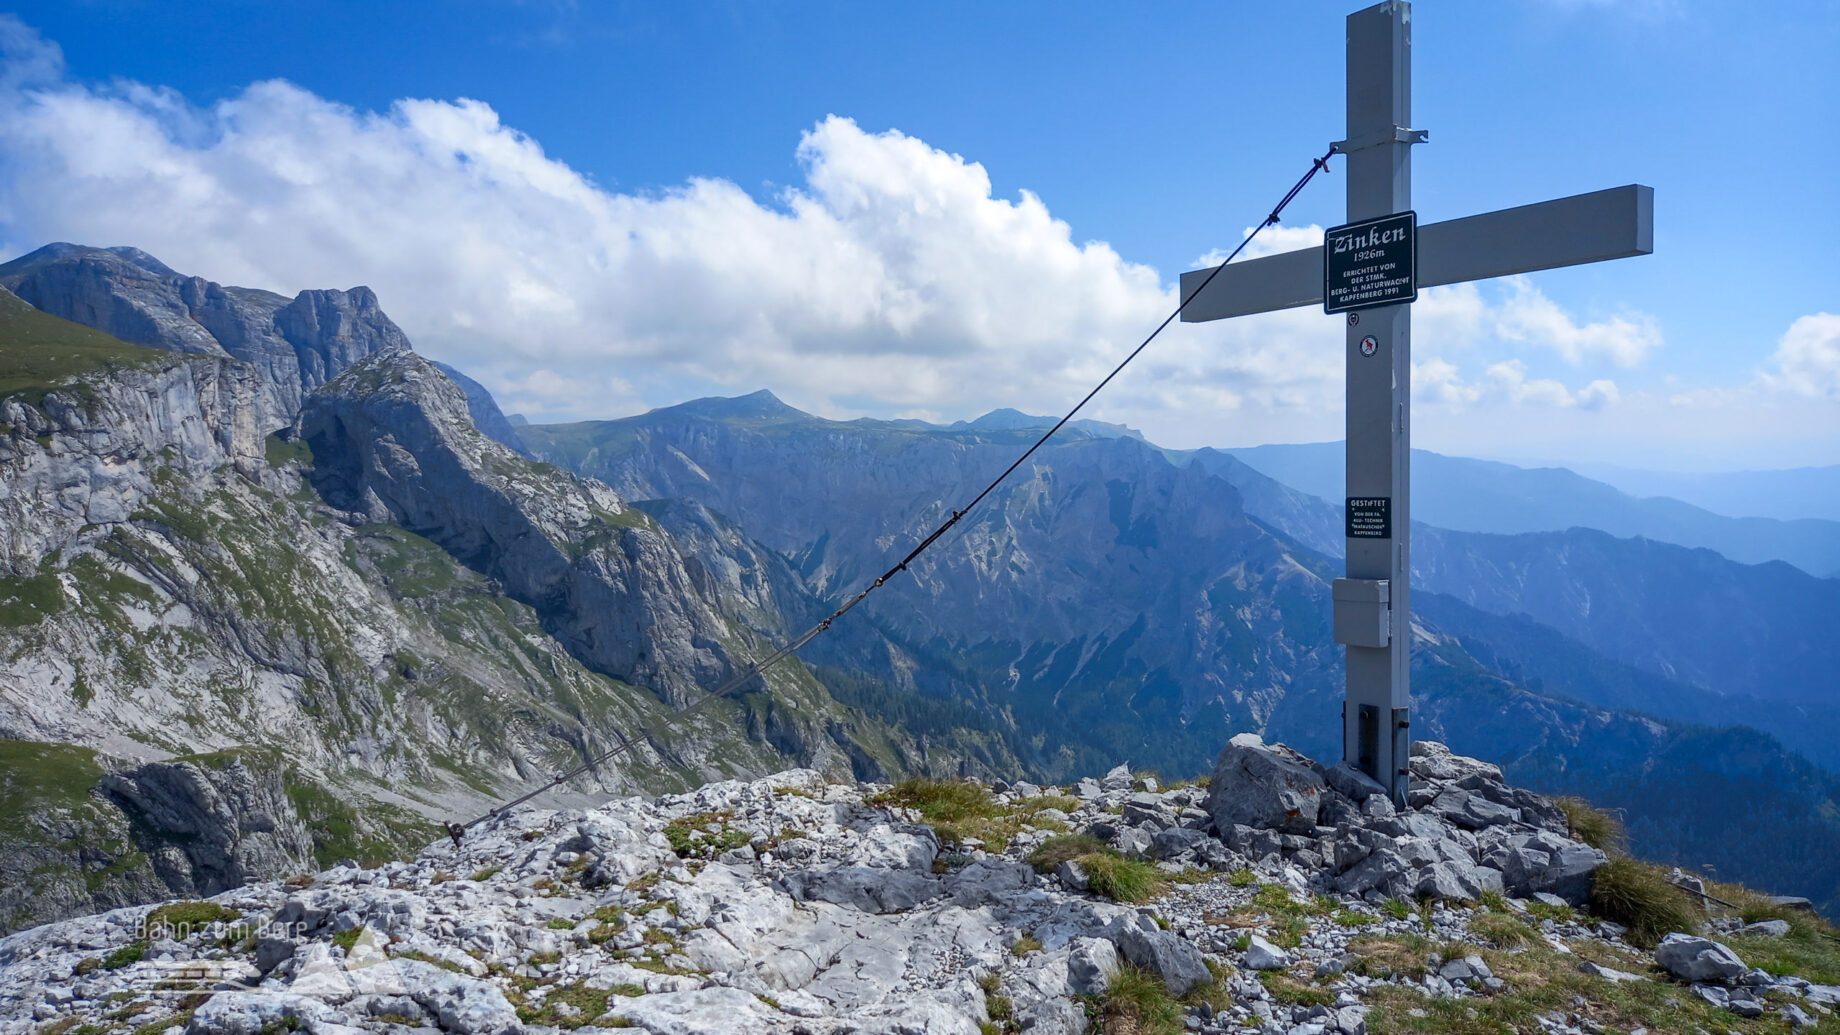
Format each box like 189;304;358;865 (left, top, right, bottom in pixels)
1219;441;1840;577
1568;460;1840;525
519;392;1840;912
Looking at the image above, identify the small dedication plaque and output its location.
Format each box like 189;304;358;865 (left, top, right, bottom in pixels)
1346;497;1392;539
1324;211;1417;314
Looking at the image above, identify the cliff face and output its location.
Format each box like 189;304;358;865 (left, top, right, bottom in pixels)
0;244;408;430
0;347;265;577
299;351;742;707
0;744;317;935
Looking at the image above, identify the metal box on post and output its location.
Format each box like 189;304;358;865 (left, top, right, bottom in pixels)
1332;577;1390;648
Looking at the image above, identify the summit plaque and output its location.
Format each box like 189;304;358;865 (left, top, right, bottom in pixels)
1324;211;1416;313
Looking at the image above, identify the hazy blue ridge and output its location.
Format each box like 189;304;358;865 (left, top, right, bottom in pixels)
1220;441;1840;576
1570;460;1840;525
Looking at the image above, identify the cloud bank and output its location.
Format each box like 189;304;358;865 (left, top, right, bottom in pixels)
2;15;1821;466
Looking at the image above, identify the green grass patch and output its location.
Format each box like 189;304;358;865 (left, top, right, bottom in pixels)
1253;883;1297;912
0;288;175;409
871;778;1011;846
1705;880;1840;985
1259;970;1335;1007
1333;908;1375;928
663;811;750;859
0;568;66;628
276;765;436;869
1090;963;1183;1035
516;982;613;1029
1026;833;1108;873
1363;935;1798;1035
1467;911;1537;949
1226;868;1257;887
264;433;314;468
0;740;104;835
101;941;147;970
1077;853;1168;904
1347;934;1436;980
330;927;365;952
145;901;236;940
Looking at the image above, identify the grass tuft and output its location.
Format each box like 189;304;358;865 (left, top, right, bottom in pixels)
1077;852;1168;904
1468;911;1536;949
1094;963;1183;1035
1556;797;1625;852
1587;857;1701;949
1259;970;1335;1007
1025;833;1108;874
873;778;1000;823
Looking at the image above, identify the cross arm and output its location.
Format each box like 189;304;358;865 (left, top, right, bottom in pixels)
1178;184;1653;322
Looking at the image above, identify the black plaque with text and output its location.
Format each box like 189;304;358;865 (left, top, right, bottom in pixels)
1324;211;1417;314
1346;497;1392;539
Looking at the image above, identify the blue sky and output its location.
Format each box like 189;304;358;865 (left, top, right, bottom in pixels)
2;0;1836;469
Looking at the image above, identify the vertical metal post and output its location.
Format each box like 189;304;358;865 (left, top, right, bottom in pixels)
1341;1;1415;806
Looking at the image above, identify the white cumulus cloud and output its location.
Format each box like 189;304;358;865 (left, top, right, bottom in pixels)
1764;312;1840;399
0;15;1773;468
1491;277;1662;367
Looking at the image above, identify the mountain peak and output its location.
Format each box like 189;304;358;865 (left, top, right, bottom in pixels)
103;246;181;278
956;407;1143;440
669;389;805;421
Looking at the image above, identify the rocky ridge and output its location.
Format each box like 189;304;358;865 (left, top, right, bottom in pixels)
5;739;1831;1035
0;244;408;430
298;351;740;708
0;282;914;935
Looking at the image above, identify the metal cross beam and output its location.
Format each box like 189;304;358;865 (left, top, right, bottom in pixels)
1178;1;1652;805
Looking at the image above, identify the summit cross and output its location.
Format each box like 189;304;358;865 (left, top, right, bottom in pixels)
1178;0;1653;805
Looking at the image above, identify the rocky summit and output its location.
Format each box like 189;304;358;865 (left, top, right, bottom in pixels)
5;739;1834;1035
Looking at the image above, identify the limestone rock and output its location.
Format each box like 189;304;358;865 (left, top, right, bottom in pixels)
1206;733;1327;835
432;361;530;457
1066;936;1121;994
1655;933;1748;984
1579;960;1646;983
1738;919;1790;938
1245;934;1292;971
1324;761;1386;803
1109;915;1211;995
